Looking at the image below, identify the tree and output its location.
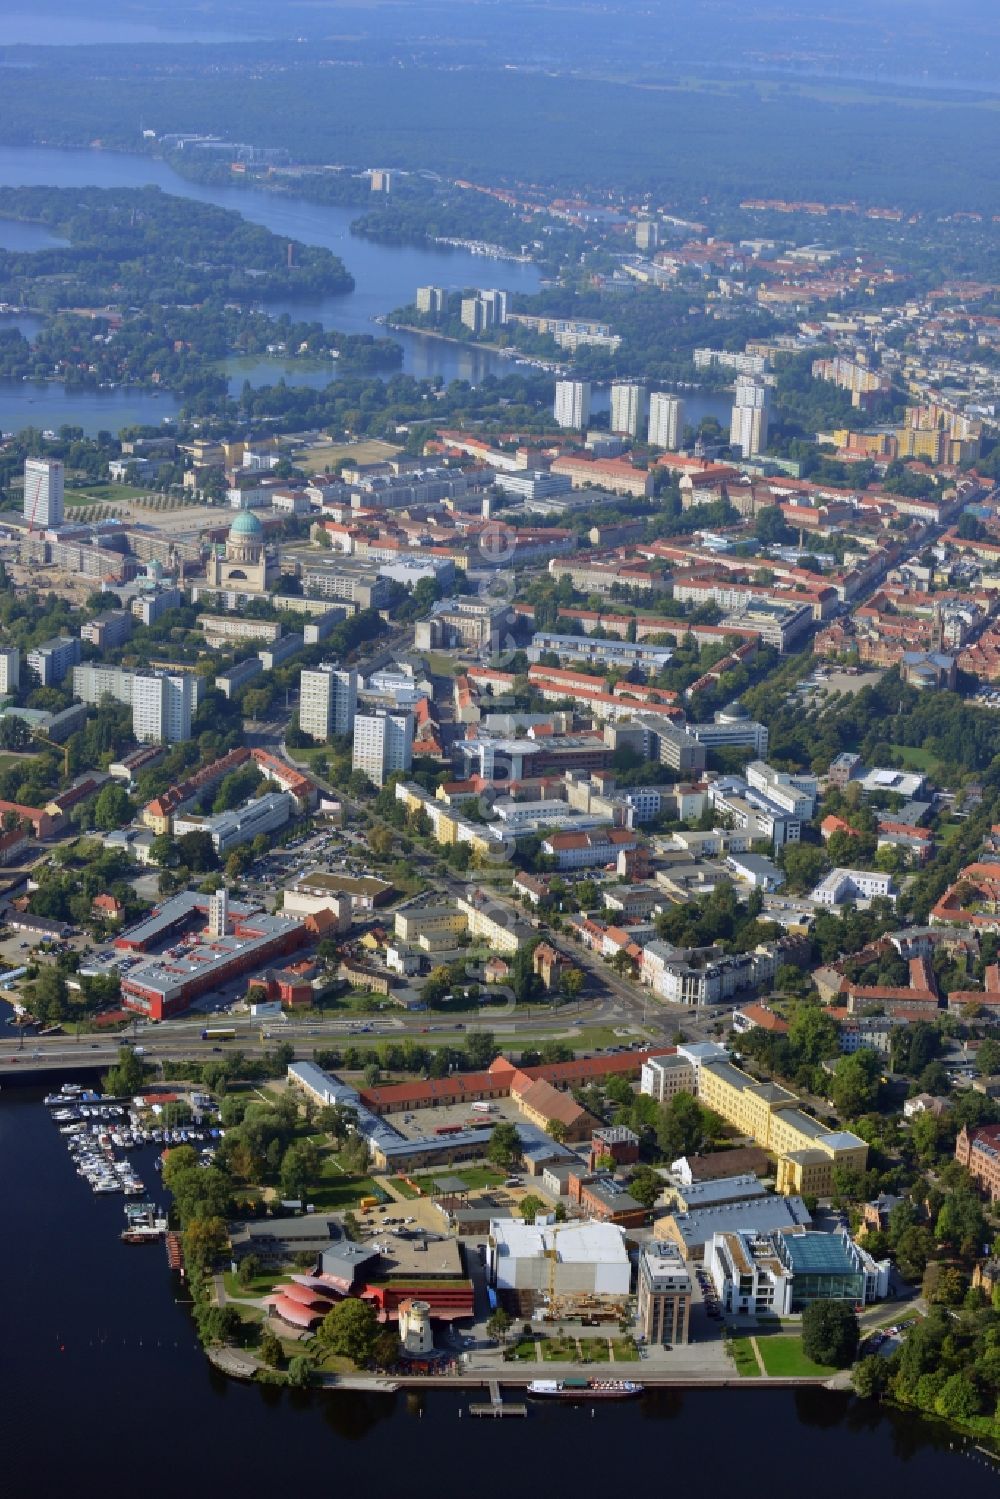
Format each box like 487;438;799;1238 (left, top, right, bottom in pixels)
318;1298;381;1365
788;1003;839;1065
488;1121;520;1170
801;1300;859;1368
485;1307;512;1346
279;1139;319;1201
340;1134;371;1175
287;1355;313;1388
560;967;584;1001
369;825;394;860
829;1049;881;1118
934;1372;982;1421
852;1354;890;1400
519;1194;545;1224
976;1038;1000;1077
627;1166;663;1209
779;842;829;893
93;782;132;831
922;1262;965;1306
259;1326;285;1368
182;1215;228;1271
177;828;218;872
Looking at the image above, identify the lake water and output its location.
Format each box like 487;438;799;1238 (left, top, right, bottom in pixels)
0;13;259;45
0;144;544;432
0;218;67;251
0;146;734;437
1;1062;996;1499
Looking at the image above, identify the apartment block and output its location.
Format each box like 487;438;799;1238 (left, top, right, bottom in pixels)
553;380;592;430
0;647;19;694
300;666;359;742
352;709;414;787
27;635;81;687
132;673;195;745
80;610;133;652
647;392;685;450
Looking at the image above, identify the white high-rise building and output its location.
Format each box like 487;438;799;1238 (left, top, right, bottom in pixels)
23;458;64;528
729;376;770;457
554;380;591;430
299;666;358;742
610;382;648;438
0;648;19;694
479;288;509;325
132;673;194;745
648;392;685;450
416;285;446;318
352;709;414;787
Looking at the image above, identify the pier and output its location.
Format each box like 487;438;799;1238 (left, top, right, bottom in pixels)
468;1381;527;1418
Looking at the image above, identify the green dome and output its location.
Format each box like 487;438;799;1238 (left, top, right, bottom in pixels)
230;509;264;538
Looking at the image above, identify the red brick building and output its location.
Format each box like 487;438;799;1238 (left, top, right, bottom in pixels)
956;1123;1000;1201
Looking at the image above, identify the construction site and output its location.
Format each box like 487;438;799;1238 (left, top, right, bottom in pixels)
487;1218;633;1322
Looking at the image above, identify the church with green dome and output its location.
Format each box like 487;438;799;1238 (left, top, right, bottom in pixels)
205;506;279;597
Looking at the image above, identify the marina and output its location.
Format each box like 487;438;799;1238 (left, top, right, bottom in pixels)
44;1084;218;1199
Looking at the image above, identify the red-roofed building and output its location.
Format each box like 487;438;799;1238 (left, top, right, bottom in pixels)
733;1002;790;1035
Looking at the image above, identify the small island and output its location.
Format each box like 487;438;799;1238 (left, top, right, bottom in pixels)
0;185;401;400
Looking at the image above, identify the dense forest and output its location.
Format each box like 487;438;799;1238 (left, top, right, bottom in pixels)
0;55;997;213
0;185;352;306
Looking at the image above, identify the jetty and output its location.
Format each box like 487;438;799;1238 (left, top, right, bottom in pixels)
468;1380;527;1418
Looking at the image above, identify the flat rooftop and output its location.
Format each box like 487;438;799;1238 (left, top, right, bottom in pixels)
122;912;304;1001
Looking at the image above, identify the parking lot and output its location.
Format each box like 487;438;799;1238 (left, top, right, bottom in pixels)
388;1094;526;1142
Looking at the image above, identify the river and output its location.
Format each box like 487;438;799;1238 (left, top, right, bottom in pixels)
0;144;543;433
0;1048;995;1496
0;144;734;436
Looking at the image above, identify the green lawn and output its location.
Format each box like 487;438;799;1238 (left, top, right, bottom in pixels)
728;1337;761;1377
508;1337;538;1361
408;1165;507;1194
64;483;151;506
754;1335;834;1378
578;1338;611;1363
305;1148;383;1210
892;744;937;772
421;652;467;677
390;1176;423;1200
223;1269;288;1299
541;1337;578;1362
611;1337;640;1362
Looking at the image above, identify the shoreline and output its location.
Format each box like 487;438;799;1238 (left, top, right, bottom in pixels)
385;321;565;373
206;1346;836;1392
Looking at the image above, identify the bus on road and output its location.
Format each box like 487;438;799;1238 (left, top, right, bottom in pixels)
200;1027;237;1041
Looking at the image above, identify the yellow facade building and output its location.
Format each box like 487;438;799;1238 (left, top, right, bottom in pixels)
698;1059;867;1197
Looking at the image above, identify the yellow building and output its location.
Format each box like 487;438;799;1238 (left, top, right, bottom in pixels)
698;1060;867;1197
456;895;524;955
394;906;467;950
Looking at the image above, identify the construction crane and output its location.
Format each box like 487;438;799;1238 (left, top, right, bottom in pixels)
546;1220;563;1317
31;728;70;778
